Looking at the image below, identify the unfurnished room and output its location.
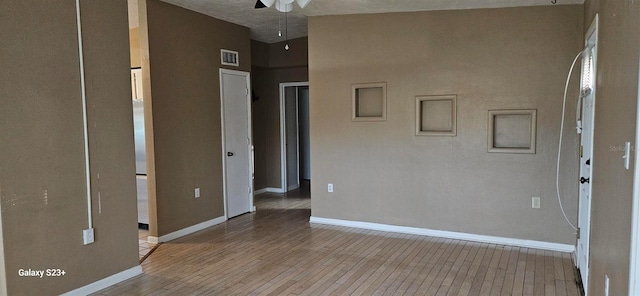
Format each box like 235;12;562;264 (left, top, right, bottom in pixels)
0;0;639;295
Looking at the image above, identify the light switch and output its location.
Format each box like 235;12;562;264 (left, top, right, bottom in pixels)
83;228;95;245
623;142;631;170
532;197;540;209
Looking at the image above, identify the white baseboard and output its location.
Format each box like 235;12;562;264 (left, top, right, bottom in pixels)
309;216;575;253
254;187;285;195
148;216;226;244
61;265;142;296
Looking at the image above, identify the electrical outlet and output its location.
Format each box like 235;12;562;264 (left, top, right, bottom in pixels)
327;183;333;193
83;228;94;245
195;187;200;198
604;275;610;296
532;197;540;209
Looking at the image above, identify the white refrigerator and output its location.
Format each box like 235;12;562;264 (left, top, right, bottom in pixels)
132;68;149;225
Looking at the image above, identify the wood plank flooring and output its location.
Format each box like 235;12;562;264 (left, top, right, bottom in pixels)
96;187;580;295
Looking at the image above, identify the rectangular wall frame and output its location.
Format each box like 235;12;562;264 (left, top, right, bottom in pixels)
488;109;537;154
415;95;457;136
352;82;387;121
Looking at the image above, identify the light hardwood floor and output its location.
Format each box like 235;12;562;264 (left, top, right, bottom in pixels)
96;186;580;295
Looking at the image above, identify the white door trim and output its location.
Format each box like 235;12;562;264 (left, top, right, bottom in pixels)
630;53;640;296
576;14;598;295
0;199;7;296
293;90;301;190
220;68;254;218
279;81;309;192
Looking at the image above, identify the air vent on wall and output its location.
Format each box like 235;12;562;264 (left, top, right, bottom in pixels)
221;49;239;67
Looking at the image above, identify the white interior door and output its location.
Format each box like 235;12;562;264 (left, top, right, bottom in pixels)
577;18;598;293
220;69;253;218
578;86;594;288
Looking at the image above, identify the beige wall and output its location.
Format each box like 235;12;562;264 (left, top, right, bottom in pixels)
252;38;308;69
129;0;141;68
145;0;251;236
268;38;309;69
0;0;139;294
251;38;309;190
582;1;640;295
251;40;270;68
308;6;584;244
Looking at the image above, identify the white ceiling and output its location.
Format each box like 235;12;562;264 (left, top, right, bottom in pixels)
134;0;583;44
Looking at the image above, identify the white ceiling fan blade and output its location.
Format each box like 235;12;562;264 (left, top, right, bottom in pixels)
259;0;275;8
279;0;295;4
296;0;311;8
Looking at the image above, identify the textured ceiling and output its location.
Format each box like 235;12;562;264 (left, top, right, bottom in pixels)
155;0;583;44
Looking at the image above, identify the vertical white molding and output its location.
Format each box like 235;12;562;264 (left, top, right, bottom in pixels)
0;200;7;296
279;83;287;192
75;0;93;230
219;69;229;220
629;54;640;296
294;89;300;187
244;72;254;213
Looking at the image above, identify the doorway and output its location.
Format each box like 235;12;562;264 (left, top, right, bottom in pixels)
280;82;310;192
576;14;598;295
131;68;149;229
130;67;156;258
127;0;156;259
220;69;254;218
630;53;640;296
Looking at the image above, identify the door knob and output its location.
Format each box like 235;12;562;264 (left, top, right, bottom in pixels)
227;152;234;157
580;177;590;184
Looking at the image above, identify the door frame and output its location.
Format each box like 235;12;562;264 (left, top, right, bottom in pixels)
220;68;254;218
279;82;309;192
630;53;640;296
0;200;6;296
576;14;598;295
